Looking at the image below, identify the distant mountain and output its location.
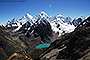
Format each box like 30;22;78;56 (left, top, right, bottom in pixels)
72;16;86;27
6;13;33;30
7;13;33;25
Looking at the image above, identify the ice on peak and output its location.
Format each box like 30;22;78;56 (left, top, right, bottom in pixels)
22;16;26;19
16;19;18;21
12;18;16;20
80;16;86;20
11;18;16;22
56;14;63;17
40;11;46;14
21;13;33;20
25;13;33;19
25;13;30;16
66;17;72;19
39;11;48;16
11;18;16;21
65;17;72;22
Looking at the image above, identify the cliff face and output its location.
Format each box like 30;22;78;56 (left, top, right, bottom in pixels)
38;16;90;60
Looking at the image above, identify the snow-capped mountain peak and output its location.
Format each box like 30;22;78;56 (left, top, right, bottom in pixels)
11;18;16;22
66;17;72;21
80;16;86;21
39;11;48;17
65;17;72;24
72;16;86;27
25;13;33;19
31;11;49;23
80;16;85;19
7;18;17;24
22;16;26;19
51;14;65;24
21;13;33;20
55;14;63;17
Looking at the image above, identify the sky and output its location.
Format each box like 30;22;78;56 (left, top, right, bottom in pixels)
0;0;90;24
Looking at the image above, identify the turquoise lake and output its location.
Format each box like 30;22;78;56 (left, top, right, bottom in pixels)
37;43;50;49
10;33;15;35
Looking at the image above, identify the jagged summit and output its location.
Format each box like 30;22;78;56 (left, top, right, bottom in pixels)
22;16;26;19
72;16;86;27
66;17;72;20
39;11;48;16
21;13;33;20
53;14;65;22
36;11;49;18
25;13;30;16
31;11;49;23
80;16;86;19
25;13;33;19
55;14;63;17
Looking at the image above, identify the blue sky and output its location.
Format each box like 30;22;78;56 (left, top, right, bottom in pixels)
0;0;90;24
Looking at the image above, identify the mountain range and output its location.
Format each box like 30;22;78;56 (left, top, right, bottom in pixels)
0;11;89;60
6;11;86;36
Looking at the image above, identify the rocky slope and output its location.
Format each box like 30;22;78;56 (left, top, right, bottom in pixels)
6;11;77;37
0;26;19;60
37;16;90;60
